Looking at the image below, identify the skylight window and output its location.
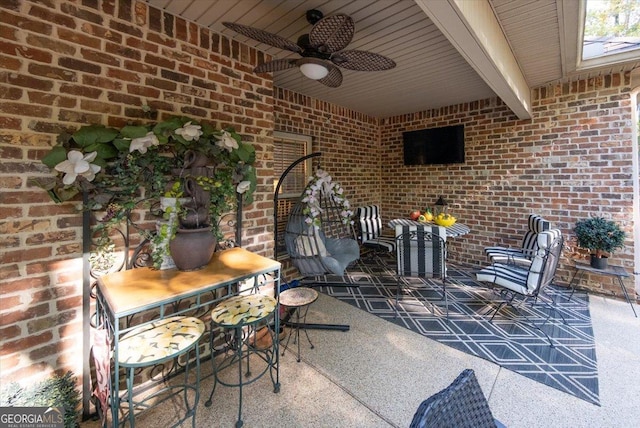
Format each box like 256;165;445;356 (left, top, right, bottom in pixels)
582;0;640;61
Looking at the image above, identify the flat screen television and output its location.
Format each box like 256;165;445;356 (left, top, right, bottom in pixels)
402;124;465;165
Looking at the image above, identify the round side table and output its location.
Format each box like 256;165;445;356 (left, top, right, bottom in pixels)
279;287;319;362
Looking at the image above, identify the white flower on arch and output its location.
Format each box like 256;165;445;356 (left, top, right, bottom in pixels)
301;169;353;229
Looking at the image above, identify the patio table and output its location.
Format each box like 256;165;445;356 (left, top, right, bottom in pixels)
94;247;281;426
388;218;471;238
568;261;637;317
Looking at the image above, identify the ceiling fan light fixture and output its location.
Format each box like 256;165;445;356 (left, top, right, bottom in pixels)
299;60;329;80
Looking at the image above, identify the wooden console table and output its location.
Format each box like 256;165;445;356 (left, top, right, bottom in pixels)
94;247;281;426
568;262;637;317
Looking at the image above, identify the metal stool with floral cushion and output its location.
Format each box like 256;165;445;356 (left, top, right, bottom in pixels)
118;316;205;428
205;293;280;428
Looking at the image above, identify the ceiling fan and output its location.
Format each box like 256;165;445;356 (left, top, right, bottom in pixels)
223;9;396;88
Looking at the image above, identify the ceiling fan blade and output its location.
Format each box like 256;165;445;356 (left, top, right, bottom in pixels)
318;64;343;88
332;50;396;71
309;14;354;54
254;59;298;73
223;22;303;54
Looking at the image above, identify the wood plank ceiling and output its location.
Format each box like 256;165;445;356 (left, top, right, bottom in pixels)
145;0;640;119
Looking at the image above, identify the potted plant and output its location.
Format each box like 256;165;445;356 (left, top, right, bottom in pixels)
33;115;257;271
574;216;626;269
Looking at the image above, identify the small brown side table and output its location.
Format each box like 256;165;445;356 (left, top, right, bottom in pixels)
279;287;319;362
568;262;637;317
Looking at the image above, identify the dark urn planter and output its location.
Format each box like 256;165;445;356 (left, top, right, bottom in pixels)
590;254;608;270
170;227;216;271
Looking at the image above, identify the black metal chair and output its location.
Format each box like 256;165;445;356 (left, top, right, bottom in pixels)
410;369;504;428
484;214;551;267
476;229;564;346
395;224;448;319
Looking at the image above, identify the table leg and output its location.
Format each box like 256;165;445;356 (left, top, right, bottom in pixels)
616;276;638;318
113;328;121;427
299;304;315;351
566;269;586;301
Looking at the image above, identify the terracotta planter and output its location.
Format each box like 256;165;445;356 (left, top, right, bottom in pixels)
170;227;217;271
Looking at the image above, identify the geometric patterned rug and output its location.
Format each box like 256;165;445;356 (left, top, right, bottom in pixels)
311;253;600;405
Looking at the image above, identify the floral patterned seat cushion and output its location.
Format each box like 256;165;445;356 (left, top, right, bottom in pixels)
118;316;205;367
210;294;277;327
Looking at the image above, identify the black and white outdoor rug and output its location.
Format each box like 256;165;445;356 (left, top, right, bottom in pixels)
309;253;600;405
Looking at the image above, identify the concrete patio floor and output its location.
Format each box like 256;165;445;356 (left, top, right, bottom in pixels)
81;289;639;428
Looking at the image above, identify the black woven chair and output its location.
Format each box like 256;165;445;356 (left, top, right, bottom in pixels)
410;369;505;428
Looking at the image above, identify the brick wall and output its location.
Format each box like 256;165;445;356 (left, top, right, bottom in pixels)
380;74;636;296
275;87;380;208
275;76;636;299
1;0;637;405
0;0;273;387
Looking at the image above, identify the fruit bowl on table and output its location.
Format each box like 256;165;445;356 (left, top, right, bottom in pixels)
434;214;456;227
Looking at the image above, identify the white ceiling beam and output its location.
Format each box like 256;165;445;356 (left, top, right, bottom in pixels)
415;0;532;119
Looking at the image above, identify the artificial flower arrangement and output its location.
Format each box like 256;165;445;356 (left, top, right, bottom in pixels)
33;116;256;269
301;169;353;229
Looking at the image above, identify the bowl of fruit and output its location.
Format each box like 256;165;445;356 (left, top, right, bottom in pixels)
411;209;434;223
434;213;456;227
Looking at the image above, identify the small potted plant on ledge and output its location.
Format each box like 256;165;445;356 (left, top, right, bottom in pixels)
574;216;626;270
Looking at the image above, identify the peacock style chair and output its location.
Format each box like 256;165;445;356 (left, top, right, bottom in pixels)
274;153;360;331
284;173;360;278
275;153;360;279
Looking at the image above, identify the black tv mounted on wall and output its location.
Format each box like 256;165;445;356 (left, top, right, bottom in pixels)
402;124;465;165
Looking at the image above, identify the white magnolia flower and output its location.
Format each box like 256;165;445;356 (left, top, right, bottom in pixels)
216;131;239;152
55;150;101;185
236;180;251;194
129;132;160;154
175;121;203;141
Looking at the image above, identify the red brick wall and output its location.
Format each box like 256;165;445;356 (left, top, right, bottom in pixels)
1;0;637;402
0;0;273;386
380;74;636;295
275;87;380;208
